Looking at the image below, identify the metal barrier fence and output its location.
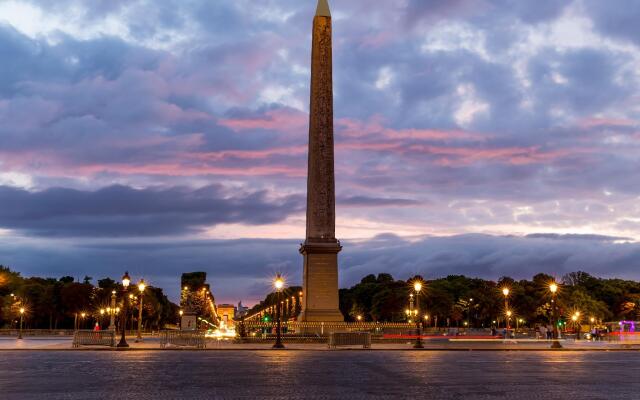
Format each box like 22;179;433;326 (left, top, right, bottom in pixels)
72;330;115;348
328;332;371;349
242;322;417;336
159;330;206;349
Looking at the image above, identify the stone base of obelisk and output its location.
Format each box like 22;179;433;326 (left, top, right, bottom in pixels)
298;241;344;326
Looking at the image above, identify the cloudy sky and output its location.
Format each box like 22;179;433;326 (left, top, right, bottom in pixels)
0;0;639;304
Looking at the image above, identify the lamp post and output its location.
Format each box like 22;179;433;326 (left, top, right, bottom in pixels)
80;312;86;330
117;271;131;348
466;298;474;329
413;281;424;349
273;274;285;349
409;293;414;315
502;287;510;329
549;282;562;349
517;318;523;334
109;290;117;330
572;312;581;341
135;279;146;342
18;307;25;339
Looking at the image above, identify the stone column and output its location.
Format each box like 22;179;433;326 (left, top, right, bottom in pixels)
299;0;343;322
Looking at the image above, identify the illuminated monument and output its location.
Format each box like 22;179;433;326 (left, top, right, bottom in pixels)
298;0;343;322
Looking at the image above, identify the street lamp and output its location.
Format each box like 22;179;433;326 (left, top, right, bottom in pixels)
18;307;25;339
117;271;131;348
273;274;285;349
109;290;117;330
549;282;562;349
467;298;474;328
502;287;510;329
135;279;146;342
413;280;424;349
572;312;581;341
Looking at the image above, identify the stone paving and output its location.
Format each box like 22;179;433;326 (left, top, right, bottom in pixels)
0;350;638;399
0;336;638;351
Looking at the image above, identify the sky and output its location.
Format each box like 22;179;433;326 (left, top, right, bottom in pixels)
0;0;639;305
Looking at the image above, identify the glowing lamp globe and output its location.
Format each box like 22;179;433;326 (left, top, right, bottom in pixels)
122;271;131;288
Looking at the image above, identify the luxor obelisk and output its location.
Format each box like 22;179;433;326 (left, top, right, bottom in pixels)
298;0;343;322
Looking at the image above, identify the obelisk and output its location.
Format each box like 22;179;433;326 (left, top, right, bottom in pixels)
298;0;343;322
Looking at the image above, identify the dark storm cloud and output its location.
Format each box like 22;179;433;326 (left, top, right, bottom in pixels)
338;196;420;207
1;234;638;303
404;0;570;26
340;234;640;285
525;233;632;242
583;0;640;46
527;48;630;115
0;185;304;237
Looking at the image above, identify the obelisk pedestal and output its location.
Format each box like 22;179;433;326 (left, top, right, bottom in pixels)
298;0;343;323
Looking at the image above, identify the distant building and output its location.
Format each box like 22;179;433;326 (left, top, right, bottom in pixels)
217;304;236;329
236;301;249;319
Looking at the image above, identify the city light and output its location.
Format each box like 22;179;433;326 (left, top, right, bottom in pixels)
272;274;285;349
138;279;146;293
122;272;131;288
413;281;422;293
502;287;510;297
549;282;558;293
274;274;284;291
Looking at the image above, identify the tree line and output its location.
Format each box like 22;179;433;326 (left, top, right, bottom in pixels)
339;272;640;326
249;271;640;326
0;266;178;330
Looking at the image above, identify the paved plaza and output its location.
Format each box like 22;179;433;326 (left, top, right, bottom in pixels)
1;335;638;351
0;350;638;399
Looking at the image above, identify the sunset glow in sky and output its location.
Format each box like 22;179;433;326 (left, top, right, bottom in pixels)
1;0;639;303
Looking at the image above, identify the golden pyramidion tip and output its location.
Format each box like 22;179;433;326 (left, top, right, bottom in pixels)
316;0;331;17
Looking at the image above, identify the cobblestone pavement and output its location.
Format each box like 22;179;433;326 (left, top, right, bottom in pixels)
0;350;638;399
1;336;638;350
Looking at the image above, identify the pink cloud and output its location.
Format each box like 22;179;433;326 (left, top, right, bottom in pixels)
336;116;487;141
77;163;306;178
189;145;307;162
579;117;637;129
219;108;308;134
